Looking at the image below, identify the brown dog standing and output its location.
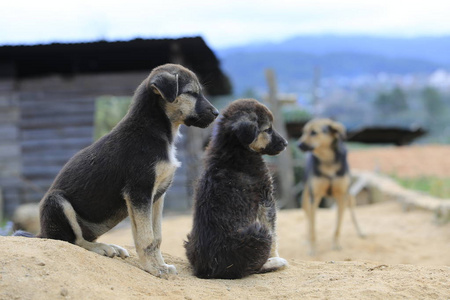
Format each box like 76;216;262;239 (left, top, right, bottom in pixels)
298;118;365;255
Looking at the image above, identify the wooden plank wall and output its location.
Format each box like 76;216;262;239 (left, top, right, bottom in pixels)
18;92;96;203
1;72;202;216
0;80;22;216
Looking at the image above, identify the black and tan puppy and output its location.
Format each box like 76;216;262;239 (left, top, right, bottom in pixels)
14;64;219;277
185;98;288;279
298;118;365;255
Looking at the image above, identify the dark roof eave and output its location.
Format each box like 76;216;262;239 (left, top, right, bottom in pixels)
0;37;231;96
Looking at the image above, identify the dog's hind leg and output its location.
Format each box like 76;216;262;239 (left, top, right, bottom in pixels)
257;204;288;272
332;194;346;251
348;195;366;238
59;198;129;258
302;184;321;255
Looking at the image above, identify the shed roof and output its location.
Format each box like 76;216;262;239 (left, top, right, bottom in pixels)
0;37;231;95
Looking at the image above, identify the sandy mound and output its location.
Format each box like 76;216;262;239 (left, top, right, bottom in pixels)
2;202;449;299
1;237;449;300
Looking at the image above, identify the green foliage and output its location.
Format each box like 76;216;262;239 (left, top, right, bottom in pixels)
374;86;408;115
281;106;311;122
0;220;13;236
94;96;131;140
393;176;450;199
421;86;444;116
241;88;259;99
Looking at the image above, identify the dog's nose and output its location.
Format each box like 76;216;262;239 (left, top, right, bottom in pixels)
298;142;313;152
211;108;219;117
282;139;288;147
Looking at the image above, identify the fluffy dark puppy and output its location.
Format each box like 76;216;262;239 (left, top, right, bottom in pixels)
185;98;288;279
298;118;365;255
13;64;219;277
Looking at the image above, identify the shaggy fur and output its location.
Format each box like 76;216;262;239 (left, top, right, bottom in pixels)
13;64;219;278
185;98;288;279
298;118;365;255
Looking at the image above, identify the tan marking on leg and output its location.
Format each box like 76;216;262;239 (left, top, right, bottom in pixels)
124;191;175;278
332;193;346;251
152;194;176;274
303;178;328;256
124;193;159;276
61;199;129;258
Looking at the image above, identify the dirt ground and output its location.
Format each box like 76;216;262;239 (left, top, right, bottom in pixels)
348;144;450;178
1;201;449;299
1;145;450;299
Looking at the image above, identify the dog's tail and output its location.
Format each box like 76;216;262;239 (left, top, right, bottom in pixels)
186;222;272;279
12;230;37;238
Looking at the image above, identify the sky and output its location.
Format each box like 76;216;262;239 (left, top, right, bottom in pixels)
1;0;450;50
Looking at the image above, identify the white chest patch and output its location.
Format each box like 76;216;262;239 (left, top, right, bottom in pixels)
153;143;180;192
169;144;181;168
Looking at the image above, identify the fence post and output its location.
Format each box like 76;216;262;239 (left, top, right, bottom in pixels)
0;187;3;222
265;69;297;208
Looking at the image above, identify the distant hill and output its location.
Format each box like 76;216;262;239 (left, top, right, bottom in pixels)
215;35;450;94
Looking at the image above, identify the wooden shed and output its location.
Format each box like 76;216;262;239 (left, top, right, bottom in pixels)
0;37;231;217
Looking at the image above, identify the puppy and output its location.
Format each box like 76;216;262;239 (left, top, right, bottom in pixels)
14;64;219;277
298;118;365;255
185;98;288;279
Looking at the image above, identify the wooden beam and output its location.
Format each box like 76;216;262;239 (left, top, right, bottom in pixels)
265;69;296;208
0;187;3;222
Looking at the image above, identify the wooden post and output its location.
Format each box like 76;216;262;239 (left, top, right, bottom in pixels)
312;66;321;116
185;127;204;207
265;69;296;208
0;187;3;222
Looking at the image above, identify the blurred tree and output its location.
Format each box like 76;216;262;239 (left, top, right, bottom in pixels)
421;86;443;116
374;86;408;115
94;96;131;140
241;88;259;99
390;86;408;112
374;92;391;114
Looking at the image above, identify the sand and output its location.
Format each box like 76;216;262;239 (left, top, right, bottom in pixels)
1;201;449;299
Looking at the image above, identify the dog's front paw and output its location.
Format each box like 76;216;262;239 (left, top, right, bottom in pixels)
157;264;177;279
164;264;177;275
83;242;128;258
142;264;177;279
109;244;130;259
260;257;288;273
143;265;162;277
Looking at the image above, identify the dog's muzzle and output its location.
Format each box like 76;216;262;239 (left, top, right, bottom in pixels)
262;133;288;155
298;142;314;152
185;96;219;128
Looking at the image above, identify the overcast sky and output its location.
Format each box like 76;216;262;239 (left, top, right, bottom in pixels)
1;0;450;49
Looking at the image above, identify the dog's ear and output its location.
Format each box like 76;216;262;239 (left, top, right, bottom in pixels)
232;117;258;145
328;121;346;140
149;72;179;102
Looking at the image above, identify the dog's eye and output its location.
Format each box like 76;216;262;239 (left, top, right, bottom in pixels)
185;91;199;97
310;130;317;136
265;127;273;134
